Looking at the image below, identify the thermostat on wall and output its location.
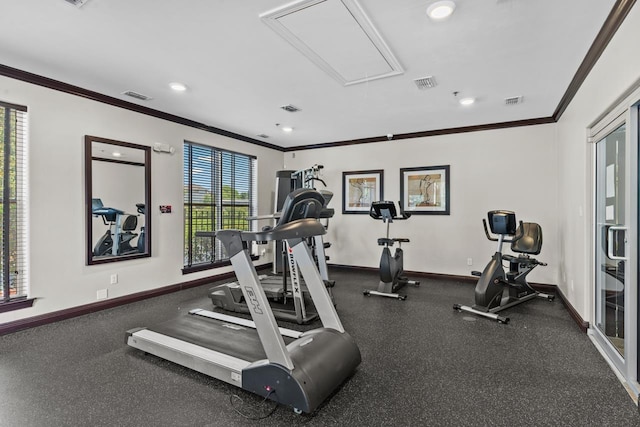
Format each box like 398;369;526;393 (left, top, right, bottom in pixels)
159;205;172;213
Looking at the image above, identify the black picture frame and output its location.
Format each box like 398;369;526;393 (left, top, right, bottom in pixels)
342;169;384;214
400;165;450;215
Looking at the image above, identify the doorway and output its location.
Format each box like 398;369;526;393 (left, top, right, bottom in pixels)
591;104;639;396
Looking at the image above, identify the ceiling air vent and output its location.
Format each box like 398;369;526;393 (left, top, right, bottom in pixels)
414;76;437;90
257;134;270;139
281;104;301;113
122;91;152;101
505;96;523;105
64;0;90;7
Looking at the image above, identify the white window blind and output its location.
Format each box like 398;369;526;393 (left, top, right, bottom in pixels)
0;101;28;303
183;141;257;270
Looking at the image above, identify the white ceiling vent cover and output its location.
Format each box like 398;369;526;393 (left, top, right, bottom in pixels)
64;0;90;7
260;0;404;86
414;76;437;90
122;91;152;101
505;96;523;105
281;104;301;112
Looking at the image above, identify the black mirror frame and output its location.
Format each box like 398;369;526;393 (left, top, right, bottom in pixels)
85;135;151;265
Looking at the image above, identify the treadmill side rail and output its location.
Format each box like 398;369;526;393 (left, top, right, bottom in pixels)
126;329;250;386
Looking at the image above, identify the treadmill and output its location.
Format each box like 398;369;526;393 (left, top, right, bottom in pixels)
126;188;361;414
209;190;336;324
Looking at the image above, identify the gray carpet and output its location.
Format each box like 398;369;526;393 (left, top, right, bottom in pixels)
0;268;638;426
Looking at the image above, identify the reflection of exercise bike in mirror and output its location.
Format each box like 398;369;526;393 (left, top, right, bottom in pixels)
453;210;554;323
135;203;146;253
92;199;144;256
364;201;420;300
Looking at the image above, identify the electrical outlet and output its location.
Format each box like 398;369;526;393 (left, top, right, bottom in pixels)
110;274;118;285
97;289;108;300
467;258;473;266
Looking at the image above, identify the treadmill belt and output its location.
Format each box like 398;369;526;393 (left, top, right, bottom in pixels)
148;313;292;362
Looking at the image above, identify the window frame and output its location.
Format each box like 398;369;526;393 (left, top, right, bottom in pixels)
0;100;33;312
182;141;258;274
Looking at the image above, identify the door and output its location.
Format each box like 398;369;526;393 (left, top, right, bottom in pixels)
594;122;627;363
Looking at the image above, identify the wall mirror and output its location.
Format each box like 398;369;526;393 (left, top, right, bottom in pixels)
85;135;151;265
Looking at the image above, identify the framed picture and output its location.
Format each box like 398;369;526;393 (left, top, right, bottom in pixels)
342;170;384;214
400;165;450;215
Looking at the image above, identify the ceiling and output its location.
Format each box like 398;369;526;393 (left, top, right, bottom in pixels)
0;0;622;149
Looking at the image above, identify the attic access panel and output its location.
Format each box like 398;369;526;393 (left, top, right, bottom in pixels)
260;0;404;86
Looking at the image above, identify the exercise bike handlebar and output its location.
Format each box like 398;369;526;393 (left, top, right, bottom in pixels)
482;218;525;243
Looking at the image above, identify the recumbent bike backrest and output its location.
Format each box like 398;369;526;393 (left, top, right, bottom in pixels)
511;222;543;255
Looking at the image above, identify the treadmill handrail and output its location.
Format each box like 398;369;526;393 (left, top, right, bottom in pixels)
243;218;326;242
200;219;326;258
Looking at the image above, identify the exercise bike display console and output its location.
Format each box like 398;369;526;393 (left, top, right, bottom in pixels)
453;210;554;323
363;201;420;300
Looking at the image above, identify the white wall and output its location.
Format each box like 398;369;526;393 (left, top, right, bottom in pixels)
286;124;559;285
556;4;640;320
0;76;283;324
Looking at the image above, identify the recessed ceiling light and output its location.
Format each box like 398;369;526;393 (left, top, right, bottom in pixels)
427;1;456;21
281;126;294;133
459;97;475;106
112;151;122;157
169;82;188;92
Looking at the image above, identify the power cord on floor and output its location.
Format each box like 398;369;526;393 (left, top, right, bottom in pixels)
229;389;279;420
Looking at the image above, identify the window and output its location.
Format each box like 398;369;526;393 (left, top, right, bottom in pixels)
183;141;257;272
0;101;30;311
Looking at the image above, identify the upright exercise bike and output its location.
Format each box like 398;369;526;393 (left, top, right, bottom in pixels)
453;210;554;323
363;201;419;300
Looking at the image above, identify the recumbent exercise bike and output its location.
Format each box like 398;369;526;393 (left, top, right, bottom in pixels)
363;201;419;300
453;210;554;323
92;199;145;256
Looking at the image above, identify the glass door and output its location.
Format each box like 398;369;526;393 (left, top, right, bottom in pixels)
594;123;627;362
